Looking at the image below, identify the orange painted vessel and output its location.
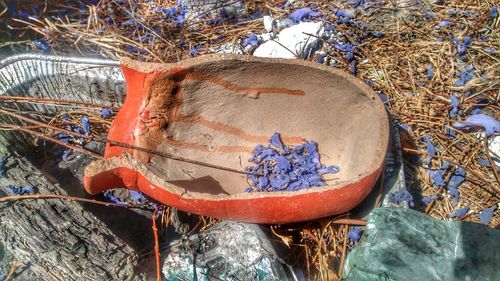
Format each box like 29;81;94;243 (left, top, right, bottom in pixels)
83;54;389;224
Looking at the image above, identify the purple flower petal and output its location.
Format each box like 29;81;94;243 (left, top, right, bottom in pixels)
388;190;413;205
289;8;321;23
6;184;35;195
80;116;91;136
103;190;127;205
269;132;285;151
246;133;339;192
479;206;496;224
129;190;147;203
452;114;500;136
434;20;452;30
423;135;436;165
422;194;439;205
100;108;113;118
316;53;326;64
243;34;259;48
490;5;498;18
348;227;363;242
426;64;434;79
427;161;450;188
448;206;469;218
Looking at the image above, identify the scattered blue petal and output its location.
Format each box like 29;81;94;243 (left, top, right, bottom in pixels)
173;15;185;26
246;133;339;192
427;161;450;188
490;5;498;18
350;60;357;75
449;95;459;117
6;184;35;195
350;0;370;8
100;108;113;118
479;206;496;224
388;190;413;205
81;116;91;136
62;149;73;161
189;47;199;57
57;133;70;143
269;132;285;151
129;190;147;203
121;19;135;26
289;8;321;23
348;227;363;242
434;20;452;30
33;39;50;53
331;41;356;60
103;190;128;205
426;64;434;80
333;9;353;24
448;206;469;218
455;65;474;86
243;34;259;48
316;53;326;64
422;194;439;205
453;114;500;136
452;36;472;56
423;135;436;165
478;158;500;171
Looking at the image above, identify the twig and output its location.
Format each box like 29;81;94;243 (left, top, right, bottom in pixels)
0;96;120;110
329;218;367;225
4;260;22;281
337;225;348;279
0;122;104;159
99;138;262;176
0;108;91;140
152;209;161;281
0;193;144;208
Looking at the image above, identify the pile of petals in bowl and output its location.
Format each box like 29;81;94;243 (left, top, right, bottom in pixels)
245;133;339;192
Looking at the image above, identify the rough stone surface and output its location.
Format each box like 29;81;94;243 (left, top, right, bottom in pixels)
253;22;324;59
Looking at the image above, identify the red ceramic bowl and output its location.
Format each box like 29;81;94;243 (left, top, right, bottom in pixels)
83;54;389;224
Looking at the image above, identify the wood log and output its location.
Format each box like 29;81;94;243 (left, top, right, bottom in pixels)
0;151;146;280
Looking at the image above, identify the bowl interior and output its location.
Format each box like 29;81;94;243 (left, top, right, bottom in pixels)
131;57;388;196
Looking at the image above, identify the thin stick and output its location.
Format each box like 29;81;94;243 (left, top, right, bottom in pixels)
0;123;103;159
0;193;142;208
100;138;262;176
152;209;161;281
0;108;91;140
4;261;22;281
338;225;349;279
0;95;120;110
329;218;367;225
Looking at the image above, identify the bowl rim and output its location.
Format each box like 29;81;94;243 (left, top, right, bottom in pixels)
87;54;390;200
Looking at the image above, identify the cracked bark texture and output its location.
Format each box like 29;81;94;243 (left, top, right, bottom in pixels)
0;152;143;280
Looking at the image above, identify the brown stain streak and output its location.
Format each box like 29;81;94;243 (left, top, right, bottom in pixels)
177;115;303;144
136;67;305;158
171;69;305;96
